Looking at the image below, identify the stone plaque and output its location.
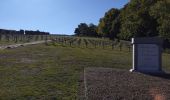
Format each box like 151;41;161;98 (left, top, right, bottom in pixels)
137;44;159;71
130;37;163;73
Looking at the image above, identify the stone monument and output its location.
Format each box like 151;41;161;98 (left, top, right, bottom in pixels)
130;37;163;73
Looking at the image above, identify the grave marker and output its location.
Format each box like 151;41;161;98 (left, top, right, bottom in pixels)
130;37;163;73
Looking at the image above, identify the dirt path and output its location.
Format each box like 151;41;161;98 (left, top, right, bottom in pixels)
84;67;170;100
0;40;51;50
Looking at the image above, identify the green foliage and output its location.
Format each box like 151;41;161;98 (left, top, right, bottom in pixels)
74;23;98;37
75;0;170;43
150;0;170;40
119;0;158;40
96;0;169;40
97;8;120;39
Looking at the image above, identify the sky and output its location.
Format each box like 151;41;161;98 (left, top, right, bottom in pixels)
0;0;129;35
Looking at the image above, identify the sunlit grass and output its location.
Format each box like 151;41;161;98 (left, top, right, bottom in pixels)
0;43;169;99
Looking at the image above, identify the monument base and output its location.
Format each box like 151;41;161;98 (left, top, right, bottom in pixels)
129;69;164;74
129;69;136;72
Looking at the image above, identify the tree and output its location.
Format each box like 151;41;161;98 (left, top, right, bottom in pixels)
88;24;98;37
74;23;88;36
74;0;170;42
150;0;170;40
118;0;159;40
97;8;120;39
74;23;98;37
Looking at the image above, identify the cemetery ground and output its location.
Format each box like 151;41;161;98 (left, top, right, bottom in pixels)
0;42;170;99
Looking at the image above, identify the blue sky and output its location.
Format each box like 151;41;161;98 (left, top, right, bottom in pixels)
0;0;129;35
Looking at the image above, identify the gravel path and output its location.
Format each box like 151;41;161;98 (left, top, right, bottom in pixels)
84;68;170;100
0;40;51;50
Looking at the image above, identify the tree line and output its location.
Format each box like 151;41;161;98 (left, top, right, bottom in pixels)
74;0;170;42
0;29;50;35
74;23;99;37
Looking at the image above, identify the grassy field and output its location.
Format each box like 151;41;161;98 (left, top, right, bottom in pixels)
0;42;170;99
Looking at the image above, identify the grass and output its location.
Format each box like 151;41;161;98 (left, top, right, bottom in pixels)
0;43;170;99
0;41;26;46
0;40;42;46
